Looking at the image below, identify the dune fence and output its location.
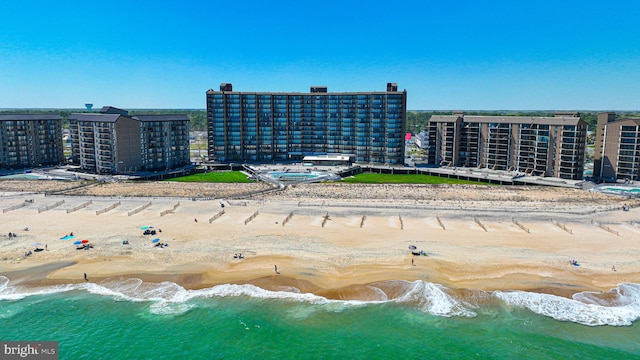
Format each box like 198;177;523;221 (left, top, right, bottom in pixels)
128;202;152;216
67;200;92;214
2;200;31;213
96;201;121;215
209;210;225;223
38;200;65;213
160;202;181;217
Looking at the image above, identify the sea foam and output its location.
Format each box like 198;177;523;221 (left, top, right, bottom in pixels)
391;281;477;317
1;276;639;325
494;283;640;326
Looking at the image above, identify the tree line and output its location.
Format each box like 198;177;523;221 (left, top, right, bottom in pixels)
3;108;639;134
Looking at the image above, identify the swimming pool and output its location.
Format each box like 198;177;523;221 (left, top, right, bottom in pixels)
0;174;43;180
601;186;640;193
267;171;339;182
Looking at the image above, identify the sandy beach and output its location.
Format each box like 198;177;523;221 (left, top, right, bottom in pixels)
1;179;639;300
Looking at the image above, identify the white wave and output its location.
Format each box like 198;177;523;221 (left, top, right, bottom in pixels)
3;276;638;325
393;280;477;318
0;278;477;317
191;283;335;305
494;283;640;326
0;280;80;301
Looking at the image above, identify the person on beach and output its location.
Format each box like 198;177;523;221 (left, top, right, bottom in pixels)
84;273;88;281
274;265;280;274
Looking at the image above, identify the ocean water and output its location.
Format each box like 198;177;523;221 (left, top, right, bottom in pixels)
0;277;639;359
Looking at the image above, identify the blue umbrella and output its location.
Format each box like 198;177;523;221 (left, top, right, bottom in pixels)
152;238;160;243
73;240;82;245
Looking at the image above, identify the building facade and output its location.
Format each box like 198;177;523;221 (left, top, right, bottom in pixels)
594;112;640;181
426;112;587;180
68;106;190;174
135;115;191;171
206;83;407;164
0;114;63;169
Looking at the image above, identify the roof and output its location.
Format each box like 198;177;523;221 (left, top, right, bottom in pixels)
68;113;123;122
606;118;640;126
430;115;585;126
0;114;62;121
132;114;190;122
99;106;129;115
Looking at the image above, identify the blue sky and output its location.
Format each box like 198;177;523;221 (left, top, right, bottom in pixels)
0;0;638;110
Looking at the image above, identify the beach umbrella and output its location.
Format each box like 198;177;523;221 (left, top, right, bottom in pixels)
73;240;82;245
152;238;160;243
32;242;43;247
81;239;89;244
408;245;417;250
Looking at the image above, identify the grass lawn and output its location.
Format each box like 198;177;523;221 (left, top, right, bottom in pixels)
166;171;253;183
340;172;487;185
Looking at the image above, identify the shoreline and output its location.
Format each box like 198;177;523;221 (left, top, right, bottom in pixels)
2;257;634;301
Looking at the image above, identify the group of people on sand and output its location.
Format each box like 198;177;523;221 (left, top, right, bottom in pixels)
233;253;244;259
154;242;168;248
76;243;94;250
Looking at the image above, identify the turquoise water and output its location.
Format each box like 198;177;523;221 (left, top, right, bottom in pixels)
602;187;640;193
1;278;639;359
268;171;327;180
0;174;42;180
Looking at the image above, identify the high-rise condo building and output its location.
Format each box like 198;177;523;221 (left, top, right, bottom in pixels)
594;112;640;181
68;106;190;174
426;112;587;180
206;83;407;164
0;114;63;168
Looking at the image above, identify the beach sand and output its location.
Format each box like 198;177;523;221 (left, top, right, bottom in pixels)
1;180;639;300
